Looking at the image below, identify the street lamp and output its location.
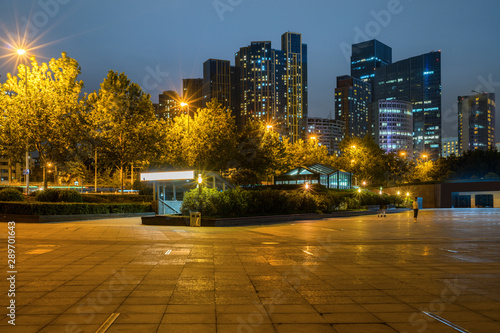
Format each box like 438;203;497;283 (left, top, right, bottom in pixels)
400;151;406;159
266;124;273;131
16;48;30;195
422;154;428;162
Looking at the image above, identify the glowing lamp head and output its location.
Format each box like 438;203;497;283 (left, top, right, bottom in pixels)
357;188;361;193
406;192;410;197
310;136;316;140
17;49;27;56
397;191;401;195
266;124;273;130
180;102;188;107
351;145;356;149
197;174;202;184
362;181;367;186
305;183;309;190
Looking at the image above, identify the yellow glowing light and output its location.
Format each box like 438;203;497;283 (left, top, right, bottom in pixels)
17;49;26;56
351;145;356;149
397;191;401;195
180;102;188;107
305;183;309;190
266;124;273;130
310;136;317;140
197;174;203;184
406;192;410;196
357;188;361;193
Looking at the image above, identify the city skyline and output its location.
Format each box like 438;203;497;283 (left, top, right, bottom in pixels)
1;0;499;139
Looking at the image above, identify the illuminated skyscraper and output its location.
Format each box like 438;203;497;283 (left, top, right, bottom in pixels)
234;32;307;142
282;32;308;142
374;51;442;159
351;39;392;89
334;75;372;138
458;93;496;152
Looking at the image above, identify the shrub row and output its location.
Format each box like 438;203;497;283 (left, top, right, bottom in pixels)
180;187;406;217
0;188;25;202
0;202;152;215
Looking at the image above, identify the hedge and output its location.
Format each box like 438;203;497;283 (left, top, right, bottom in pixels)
0;188;25;202
0;202;153;215
180;187;407;217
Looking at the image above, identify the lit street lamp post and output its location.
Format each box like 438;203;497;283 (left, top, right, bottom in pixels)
16;49;30;195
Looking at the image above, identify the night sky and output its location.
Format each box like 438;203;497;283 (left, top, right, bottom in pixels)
1;0;499;139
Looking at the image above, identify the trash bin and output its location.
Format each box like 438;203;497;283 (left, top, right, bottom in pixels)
190;212;201;227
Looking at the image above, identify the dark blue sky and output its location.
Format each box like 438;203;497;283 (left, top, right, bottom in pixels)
1;0;499;138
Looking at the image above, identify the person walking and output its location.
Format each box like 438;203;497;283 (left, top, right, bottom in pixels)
412;197;419;222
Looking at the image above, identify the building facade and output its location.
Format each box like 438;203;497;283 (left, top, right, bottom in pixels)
156;90;180;119
234;32;307;142
281;32;308;142
374;51;442;159
458;93;496;153
442;137;459;158
203;59;231;109
306;117;345;156
351;39;392;89
334;75;372;138
374;100;413;159
182;78;204;111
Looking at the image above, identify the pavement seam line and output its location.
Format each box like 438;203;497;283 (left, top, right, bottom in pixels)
95;312;120;333
422;311;471;333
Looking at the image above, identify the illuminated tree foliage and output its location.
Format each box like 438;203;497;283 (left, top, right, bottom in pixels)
161;99;237;171
87;70;163;193
0;53;84;188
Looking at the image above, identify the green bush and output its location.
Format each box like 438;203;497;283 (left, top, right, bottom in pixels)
0;188;25;202
58;189;83;202
35;189;61;202
180;187;219;216
36;189;82;202
0;202;152;215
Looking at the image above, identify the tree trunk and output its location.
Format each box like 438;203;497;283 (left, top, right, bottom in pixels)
120;164;124;195
8;158;12;185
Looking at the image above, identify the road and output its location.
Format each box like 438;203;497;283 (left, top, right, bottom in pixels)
1;208;500;332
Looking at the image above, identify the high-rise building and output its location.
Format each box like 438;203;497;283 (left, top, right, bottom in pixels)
282;32;308;142
458;93;496;153
351;39;392;89
306;117;344;156
235;41;285;129
442;137;459;158
156;90;180;119
375;100;413;159
182;78;204;111
234;32;307;142
334;75;372;138
373;51;442;159
203;59;231;109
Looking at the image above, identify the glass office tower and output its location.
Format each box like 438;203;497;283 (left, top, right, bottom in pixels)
202;59;231;109
351;39;392;89
374;51;442;159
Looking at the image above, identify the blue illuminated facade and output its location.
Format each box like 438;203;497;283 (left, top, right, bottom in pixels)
351;40;392;89
373;51;442;159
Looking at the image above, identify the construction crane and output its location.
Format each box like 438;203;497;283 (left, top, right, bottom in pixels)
471;89;486;94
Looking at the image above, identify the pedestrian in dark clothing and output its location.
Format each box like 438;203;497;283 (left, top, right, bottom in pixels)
412;197;419;222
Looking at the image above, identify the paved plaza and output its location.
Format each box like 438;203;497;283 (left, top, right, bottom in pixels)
1;209;500;333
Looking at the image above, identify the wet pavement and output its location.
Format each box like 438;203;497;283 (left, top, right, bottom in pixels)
1;208;500;332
